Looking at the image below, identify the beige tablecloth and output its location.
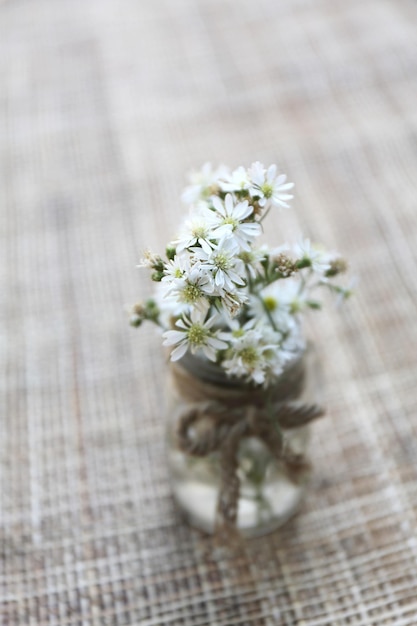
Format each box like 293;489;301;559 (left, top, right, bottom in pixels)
2;0;417;624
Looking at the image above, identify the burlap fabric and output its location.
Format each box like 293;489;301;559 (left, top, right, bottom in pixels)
1;0;417;624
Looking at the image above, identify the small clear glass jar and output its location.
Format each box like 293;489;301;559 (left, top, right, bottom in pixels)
166;344;323;538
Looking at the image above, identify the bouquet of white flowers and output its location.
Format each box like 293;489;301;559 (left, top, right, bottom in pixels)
131;161;350;387
130;161;352;538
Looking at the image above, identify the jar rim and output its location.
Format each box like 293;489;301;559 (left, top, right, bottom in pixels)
176;344;308;391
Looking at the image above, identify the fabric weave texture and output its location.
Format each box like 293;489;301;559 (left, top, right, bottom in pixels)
1;0;417;624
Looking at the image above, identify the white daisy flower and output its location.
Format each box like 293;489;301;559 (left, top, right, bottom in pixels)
294;238;331;275
207;194;262;252
181;163;229;205
260;318;304;364
222;328;274;385
248;161;266;186
162;252;191;285
248;162;294;209
250;280;308;321
153;282;188;330
219;316;256;338
193;237;246;293
163;263;214;311
137;249;163;269
238;247;267;279
163;307;229;362
217;288;249;319
254;324;289;378
174;215;216;254
279;319;305;357
219;166;251;193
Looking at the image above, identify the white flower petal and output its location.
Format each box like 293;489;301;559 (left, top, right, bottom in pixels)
170;342;189;361
162;330;186;346
201;345;217;361
209;337;229;350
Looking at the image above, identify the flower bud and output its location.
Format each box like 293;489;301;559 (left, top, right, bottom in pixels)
166;245;177;261
325;258;348;277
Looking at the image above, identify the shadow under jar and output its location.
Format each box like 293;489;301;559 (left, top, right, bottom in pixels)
166;344;324;538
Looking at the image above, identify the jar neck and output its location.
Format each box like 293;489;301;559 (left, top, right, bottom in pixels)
171;347;308;406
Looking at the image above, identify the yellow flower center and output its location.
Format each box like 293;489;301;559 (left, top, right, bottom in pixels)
223;216;239;231
181;283;202;304
263;296;277;311
192;225;208;238
290;300;301;314
261;183;274;198
213;252;230;271
240;346;258;367
187;324;208;346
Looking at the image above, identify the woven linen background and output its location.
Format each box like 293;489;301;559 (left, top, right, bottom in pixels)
1;0;417;624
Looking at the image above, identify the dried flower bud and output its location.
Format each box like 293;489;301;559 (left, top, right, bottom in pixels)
132;303;145;316
130;303;145;327
139;250;164;272
325;258;348;277
273;253;298;278
250;199;263;216
130;299;160;327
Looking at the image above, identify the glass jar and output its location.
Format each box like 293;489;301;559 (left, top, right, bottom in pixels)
166;344;323;538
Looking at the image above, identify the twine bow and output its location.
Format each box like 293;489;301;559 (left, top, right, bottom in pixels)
171;357;325;539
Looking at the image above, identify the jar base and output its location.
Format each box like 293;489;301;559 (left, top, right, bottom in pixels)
172;476;307;538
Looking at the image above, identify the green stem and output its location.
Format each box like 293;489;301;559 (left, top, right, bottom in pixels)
260;296;278;332
259;205;271;223
297;267;311;297
247;265;280;332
